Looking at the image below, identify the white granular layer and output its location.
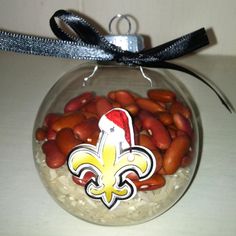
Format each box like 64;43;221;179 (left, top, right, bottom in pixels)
34;144;191;226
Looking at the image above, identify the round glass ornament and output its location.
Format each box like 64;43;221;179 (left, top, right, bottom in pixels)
33;62;201;226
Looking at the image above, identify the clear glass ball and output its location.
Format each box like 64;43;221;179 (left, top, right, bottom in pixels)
32;62;201;226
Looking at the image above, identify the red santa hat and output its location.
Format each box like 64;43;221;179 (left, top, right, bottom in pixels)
98;108;134;148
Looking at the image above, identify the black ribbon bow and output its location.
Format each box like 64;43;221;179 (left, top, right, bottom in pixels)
50;10;209;65
0;9;233;112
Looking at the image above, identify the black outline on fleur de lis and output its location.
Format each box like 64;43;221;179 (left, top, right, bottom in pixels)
67;130;156;209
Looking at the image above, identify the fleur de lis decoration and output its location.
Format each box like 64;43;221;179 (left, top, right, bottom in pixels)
67;108;156;209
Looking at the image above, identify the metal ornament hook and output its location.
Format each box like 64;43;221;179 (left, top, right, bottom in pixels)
108;14;132;35
82;65;98;87
139;66;153;87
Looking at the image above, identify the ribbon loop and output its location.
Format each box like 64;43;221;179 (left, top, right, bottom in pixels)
50;10;123;53
50;10;101;45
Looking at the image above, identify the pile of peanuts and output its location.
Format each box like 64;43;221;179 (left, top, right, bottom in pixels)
35;89;193;191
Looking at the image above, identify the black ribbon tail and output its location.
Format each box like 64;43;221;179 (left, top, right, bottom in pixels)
0;30;114;60
143;61;234;113
141;28;209;60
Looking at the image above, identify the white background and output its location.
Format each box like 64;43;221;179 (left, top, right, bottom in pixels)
0;0;236;55
0;1;236;236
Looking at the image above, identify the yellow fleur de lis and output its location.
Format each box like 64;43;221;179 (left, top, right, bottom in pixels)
67;108;156;209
